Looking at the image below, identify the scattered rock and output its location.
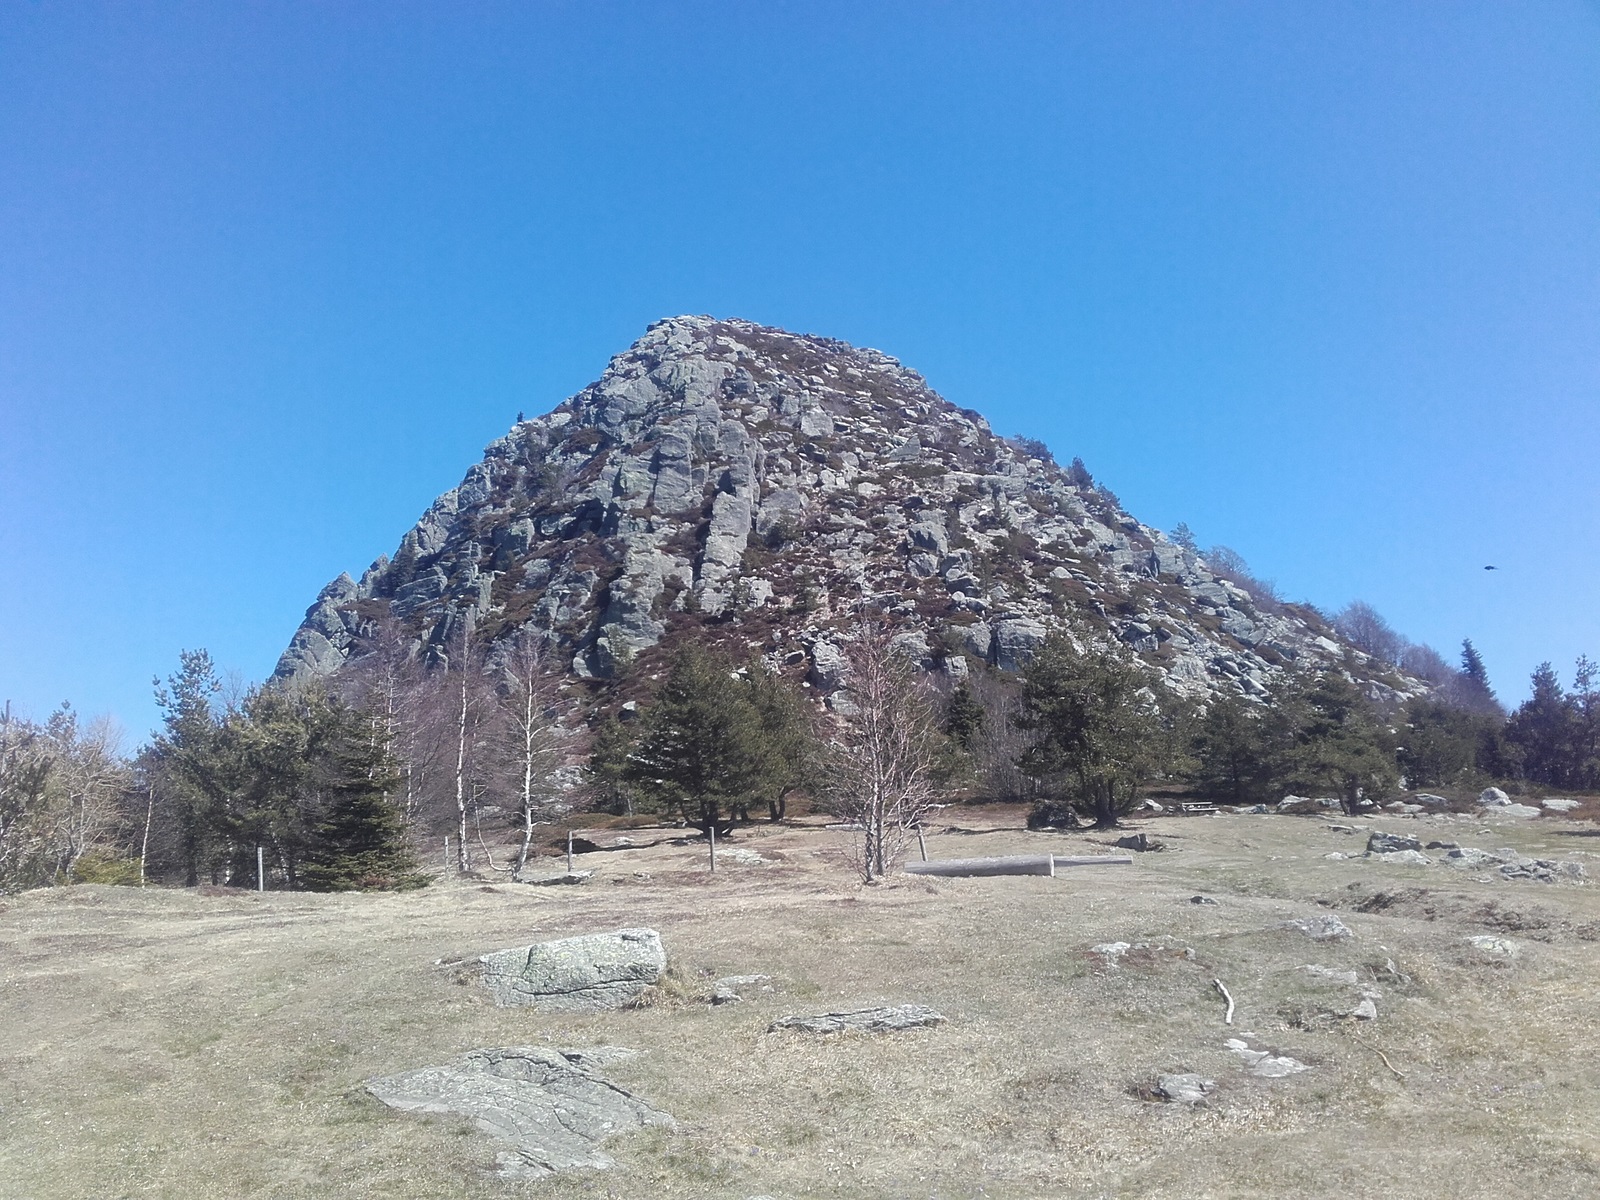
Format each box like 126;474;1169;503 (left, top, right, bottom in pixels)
522;870;594;886
1281;915;1353;941
479;928;667;1011
709;974;773;1005
1443;847;1503;870
1224;1038;1311;1078
1345;997;1378;1021
1425;841;1459;851
1189;895;1219;906
1366;831;1422;854
768;1005;946;1034
1495;803;1542;819
1465;935;1519;957
1372;849;1434;867
1542;798;1581;813
1154;1073;1215;1105
1323;852;1351;860
1412;793;1449;806
1115;833;1158;852
1479;787;1511;807
716;847;770;866
558;1045;642;1069
367;1046;673;1178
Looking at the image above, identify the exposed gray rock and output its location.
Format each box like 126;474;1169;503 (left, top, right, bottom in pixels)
366;1046;672;1178
479;929;666;1011
1366;831;1422;854
1154;1073;1215;1105
1224;1038;1311;1078
709;974;772;1005
1465;935;1519;957
1542;797;1581;813
1281;915;1353;941
1373;849;1434;867
1494;803;1541;819
274;315;1435;717
768;1004;945;1034
1479;787;1511;806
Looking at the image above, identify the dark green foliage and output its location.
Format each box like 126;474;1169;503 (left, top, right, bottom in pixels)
1171;522;1198;553
585;714;638;816
299;708;423;892
1016;632;1186;828
1398;697;1496;789
743;657;813;821
1189;692;1275;804
1066;456;1094;488
1503;657;1600;790
1450;638;1502;716
943;680;987;754
149;653;422;891
1274;671;1397;814
621;646;813;834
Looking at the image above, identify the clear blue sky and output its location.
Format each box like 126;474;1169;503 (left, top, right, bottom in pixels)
3;2;1597;743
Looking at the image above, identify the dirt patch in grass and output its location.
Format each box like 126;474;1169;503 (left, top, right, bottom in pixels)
3;807;1600;1197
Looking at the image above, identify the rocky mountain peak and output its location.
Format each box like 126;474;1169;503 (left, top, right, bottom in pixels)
276;316;1422;707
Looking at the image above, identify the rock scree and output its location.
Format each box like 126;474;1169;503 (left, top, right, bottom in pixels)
479;928;666;1011
366;1046;673;1178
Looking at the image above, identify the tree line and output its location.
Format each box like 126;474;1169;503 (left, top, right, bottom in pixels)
4;599;1596;895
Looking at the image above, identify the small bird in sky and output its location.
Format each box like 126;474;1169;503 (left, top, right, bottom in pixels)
1484;565;1498;570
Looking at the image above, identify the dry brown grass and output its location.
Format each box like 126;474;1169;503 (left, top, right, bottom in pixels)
4;806;1600;1198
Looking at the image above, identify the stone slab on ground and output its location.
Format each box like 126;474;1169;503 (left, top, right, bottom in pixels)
480;928;666;1011
1155;1073;1215;1104
367;1046;673;1179
768;1004;945;1034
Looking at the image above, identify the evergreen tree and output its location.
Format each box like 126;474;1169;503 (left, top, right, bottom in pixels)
1189;692;1270;803
943;680;987;754
1504;662;1574;787
1450;638;1502;715
1397;697;1489;788
150;650;228;886
1278;670;1396;814
1016;632;1182;828
586;713;639;816
1171;522;1198;553
743;659;813;821
299;702;422;891
624;646;767;835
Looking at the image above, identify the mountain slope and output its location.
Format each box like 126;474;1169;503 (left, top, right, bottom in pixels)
275;315;1420;705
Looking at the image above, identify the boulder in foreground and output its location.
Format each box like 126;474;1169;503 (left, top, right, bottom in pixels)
367;1046;672;1178
480;928;666;1011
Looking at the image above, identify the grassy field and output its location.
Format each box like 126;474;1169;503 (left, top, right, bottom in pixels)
4;804;1600;1199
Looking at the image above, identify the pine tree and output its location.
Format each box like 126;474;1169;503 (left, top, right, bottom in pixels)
299;702;423;891
943;680;987;754
1450;638;1503;716
743;659;813;821
624;646;767;836
1189;692;1269;803
1278;670;1396;814
1016;632;1182;828
1504;662;1574;787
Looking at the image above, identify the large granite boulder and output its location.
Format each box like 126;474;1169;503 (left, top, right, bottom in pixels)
480;928;666;1011
368;1046;672;1178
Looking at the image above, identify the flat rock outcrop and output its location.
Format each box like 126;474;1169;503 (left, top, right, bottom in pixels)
367;1046;672;1178
768;1004;946;1034
480;928;666;1011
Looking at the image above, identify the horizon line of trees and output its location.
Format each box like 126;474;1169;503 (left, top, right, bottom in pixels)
5;601;1597;894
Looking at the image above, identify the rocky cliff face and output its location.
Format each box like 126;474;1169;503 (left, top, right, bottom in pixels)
276;316;1420;705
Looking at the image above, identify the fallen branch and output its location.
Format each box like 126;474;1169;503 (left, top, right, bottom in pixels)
1348;1029;1406;1080
1213;978;1235;1025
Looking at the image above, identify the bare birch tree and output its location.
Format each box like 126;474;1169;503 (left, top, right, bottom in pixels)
826;618;944;882
495;633;566;874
